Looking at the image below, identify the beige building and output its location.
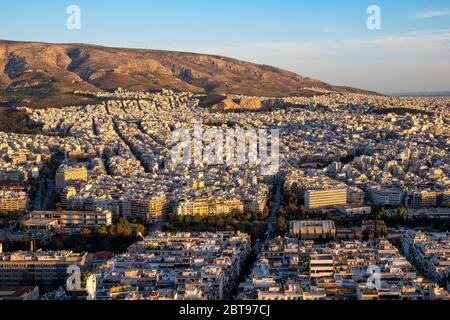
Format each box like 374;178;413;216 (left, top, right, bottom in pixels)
409;190;437;209
60;186;77;209
290;220;336;239
23;218;59;231
305;188;347;210
55;166;88;190
309;253;335;278
242;196;267;214
121;195;170;222
0;191;27;212
176;198;244;216
148;195;170;222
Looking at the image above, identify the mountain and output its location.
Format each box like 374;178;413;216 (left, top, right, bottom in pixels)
0;40;379;107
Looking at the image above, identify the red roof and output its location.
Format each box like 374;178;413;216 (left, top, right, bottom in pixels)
0;286;36;297
95;251;114;260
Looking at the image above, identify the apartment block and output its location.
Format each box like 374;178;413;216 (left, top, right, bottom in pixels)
95;232;251;300
408;190;438;209
305;188;347;210
369;186;406;207
0;251;88;289
176;197;244;216
310;253;335;278
121;195;170;222
290;220;336;240
55;166;88;190
0;191;27;212
238;237;450;300
402;231;450;288
28;209;112;229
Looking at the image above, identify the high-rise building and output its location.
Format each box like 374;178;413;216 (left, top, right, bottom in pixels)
304;188;347;210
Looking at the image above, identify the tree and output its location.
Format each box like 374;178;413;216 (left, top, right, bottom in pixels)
375;207;386;220
97;226;108;236
192;215;203;224
176;215;185;225
225;215;235;226
262;206;269;219
184;215;192;225
396;207;408;223
113;218;132;237
249;210;258;221
286;203;299;220
121;219;133;237
216;216;225;228
276;216;288;234
299;205;307;218
81;228;92;237
362;229;371;241
135;224;146;236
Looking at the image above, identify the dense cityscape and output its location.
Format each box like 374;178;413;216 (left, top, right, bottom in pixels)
1;88;449;300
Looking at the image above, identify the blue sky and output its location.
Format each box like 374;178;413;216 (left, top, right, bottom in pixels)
1;0;450;93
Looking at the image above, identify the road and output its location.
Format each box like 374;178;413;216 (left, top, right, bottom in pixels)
33;177;54;211
33;179;45;211
253;180;283;255
41;178;55;210
267;181;283;236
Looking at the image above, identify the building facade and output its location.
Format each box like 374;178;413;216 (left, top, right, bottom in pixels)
0;251;88;289
0;191;27;212
305;188;347;210
28;209;112;228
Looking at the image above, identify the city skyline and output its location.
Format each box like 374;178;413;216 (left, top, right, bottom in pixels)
1;0;450;93
1;0;450;307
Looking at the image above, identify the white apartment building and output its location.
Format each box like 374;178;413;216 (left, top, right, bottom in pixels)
369;186;406;206
29;209;112;228
309;253;335;278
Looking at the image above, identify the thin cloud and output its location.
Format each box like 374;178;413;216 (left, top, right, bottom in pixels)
182;29;450;92
414;10;450;19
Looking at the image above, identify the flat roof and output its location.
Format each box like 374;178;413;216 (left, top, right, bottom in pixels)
23;218;58;226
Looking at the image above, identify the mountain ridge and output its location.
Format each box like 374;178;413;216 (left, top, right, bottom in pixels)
0;39;379;107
